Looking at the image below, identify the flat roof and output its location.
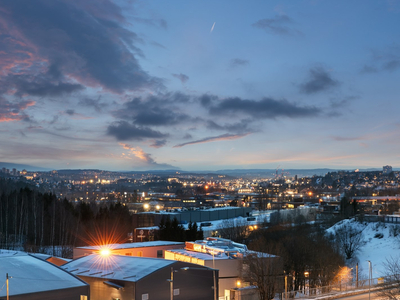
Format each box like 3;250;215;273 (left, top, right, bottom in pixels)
166;249;231;261
76;240;184;250
63;254;175;282
0;250;87;297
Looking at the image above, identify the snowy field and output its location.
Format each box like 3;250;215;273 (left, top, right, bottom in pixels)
327;218;400;279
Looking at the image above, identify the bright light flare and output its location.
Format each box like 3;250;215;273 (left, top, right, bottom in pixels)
143;203;150;210
100;248;111;256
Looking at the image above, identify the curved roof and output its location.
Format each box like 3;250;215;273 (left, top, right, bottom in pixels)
0;251;87;297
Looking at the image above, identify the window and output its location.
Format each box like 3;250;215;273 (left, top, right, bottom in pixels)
157;250;163;258
80;296;88;300
125;252;132;256
142;294;149;300
137;251;143;257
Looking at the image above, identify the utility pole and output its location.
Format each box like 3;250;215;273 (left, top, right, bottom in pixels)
356;263;358;288
170;267;174;300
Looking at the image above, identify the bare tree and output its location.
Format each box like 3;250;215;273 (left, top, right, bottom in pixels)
335;224;365;259
378;256;400;300
241;238;283;300
218;218;249;242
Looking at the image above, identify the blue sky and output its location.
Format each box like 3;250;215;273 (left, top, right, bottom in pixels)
0;0;399;171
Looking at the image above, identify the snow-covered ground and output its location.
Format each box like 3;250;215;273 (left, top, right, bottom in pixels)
327;218;400;279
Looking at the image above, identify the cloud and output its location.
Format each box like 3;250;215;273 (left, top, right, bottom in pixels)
331;136;363;141
174;133;250;148
206;119;253;133
65;109;75;116
107;121;168;141
299;67;339;94
383;59;400;72
360;65;379;74
361;45;400;74
0;0;162;94
112;93;193;126
252;15;302;36
133;17;168;30
150;139;167;148
78;97;109;113
120;143;178;169
172;73;189;84
0;97;35;122
205;96;321;118
229;58;249;69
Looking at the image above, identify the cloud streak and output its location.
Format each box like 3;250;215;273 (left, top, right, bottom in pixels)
174;133;250;148
205;96;321;118
252;15;302;36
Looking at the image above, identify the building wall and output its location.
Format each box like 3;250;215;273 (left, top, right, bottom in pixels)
79;276;134;300
204;259;241;298
73;243;184;259
136;261;216;300
4;286;89;300
165;251;241;298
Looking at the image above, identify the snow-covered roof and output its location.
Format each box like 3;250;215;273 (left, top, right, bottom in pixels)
76;240;184;250
62;254;175;282
166;249;232;261
0;250;87;297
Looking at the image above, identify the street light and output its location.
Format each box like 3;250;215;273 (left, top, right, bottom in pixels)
367;260;372;300
181;267;218;300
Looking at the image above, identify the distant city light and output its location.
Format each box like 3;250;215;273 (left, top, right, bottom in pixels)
143;203;150;210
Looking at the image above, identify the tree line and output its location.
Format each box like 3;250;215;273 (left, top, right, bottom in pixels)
0;178;132;257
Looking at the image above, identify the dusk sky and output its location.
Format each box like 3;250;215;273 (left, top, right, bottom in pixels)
1;0;400;171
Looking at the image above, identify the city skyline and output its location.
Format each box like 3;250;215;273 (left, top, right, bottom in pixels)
1;0;400;171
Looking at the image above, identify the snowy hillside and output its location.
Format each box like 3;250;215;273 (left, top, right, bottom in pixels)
326;218;400;279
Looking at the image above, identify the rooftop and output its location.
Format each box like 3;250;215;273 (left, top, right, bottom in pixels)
0;250;87;297
76;240;184;250
62;254;175;282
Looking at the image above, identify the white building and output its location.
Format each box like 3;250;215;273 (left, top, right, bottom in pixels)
165;237;277;299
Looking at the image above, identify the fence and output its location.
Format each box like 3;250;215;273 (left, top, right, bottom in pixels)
282;274;400;299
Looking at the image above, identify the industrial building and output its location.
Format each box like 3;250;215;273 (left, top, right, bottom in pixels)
0;250;89;300
165;237;278;299
62;254;218;300
73;240;184;259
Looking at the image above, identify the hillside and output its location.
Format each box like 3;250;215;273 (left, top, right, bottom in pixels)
327;218;400;279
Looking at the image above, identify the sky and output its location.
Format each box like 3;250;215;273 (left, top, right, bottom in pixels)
1;0;400;171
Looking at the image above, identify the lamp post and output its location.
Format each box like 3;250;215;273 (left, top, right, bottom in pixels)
367;260;371;300
167;267;178;300
181;267;218;300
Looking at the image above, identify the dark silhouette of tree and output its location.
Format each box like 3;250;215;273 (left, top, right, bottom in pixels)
334;223;365;259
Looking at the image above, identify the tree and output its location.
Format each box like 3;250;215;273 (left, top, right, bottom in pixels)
335;224;365;259
218;218;249;242
242;238;283;300
378;256;400;300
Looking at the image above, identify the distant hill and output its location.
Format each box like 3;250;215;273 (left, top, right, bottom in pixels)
0;162;51;172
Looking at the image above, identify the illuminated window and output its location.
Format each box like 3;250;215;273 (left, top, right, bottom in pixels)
80;296;88;300
137;251;143;257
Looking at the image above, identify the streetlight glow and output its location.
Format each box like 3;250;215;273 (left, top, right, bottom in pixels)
100;248;111;256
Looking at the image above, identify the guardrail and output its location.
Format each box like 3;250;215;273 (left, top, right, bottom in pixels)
282;274;399;299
